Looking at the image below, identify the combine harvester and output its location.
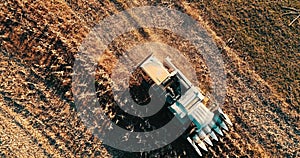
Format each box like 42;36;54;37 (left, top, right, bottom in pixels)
131;55;233;156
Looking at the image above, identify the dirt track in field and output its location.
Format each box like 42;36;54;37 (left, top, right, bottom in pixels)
0;0;299;157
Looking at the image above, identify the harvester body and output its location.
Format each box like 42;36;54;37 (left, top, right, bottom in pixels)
135;55;232;156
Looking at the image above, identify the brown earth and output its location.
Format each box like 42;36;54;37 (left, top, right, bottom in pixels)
0;0;299;157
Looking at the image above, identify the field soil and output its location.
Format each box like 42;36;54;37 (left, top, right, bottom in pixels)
0;0;299;157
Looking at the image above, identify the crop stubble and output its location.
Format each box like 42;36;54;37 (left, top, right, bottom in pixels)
0;0;299;157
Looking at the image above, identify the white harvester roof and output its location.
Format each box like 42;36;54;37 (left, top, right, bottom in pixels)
140;55;170;85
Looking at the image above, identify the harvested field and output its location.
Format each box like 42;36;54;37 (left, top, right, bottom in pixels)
0;0;299;157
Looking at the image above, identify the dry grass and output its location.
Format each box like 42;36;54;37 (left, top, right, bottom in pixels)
0;0;299;157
